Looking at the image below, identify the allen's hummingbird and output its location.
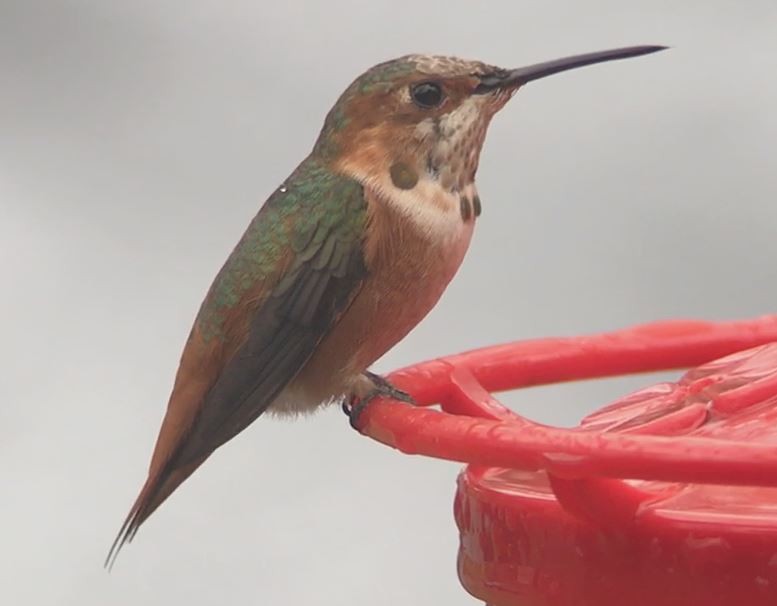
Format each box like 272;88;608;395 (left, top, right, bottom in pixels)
107;45;665;566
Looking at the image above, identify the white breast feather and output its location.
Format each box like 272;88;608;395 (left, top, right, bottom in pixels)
363;174;478;243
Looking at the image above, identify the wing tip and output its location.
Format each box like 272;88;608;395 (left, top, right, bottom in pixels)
103;461;194;570
104;475;160;571
104;505;142;571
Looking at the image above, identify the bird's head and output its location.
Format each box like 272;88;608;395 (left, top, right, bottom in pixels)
314;46;665;193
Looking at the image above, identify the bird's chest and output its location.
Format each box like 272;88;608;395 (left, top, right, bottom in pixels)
292;178;478;402
343;180;479;367
365;187;475;303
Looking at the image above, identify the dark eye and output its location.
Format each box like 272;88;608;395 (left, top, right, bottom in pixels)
410;81;444;108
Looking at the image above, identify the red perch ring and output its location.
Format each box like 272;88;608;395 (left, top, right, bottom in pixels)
356;315;777;606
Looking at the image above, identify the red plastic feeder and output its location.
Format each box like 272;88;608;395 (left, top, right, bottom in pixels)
356;316;777;606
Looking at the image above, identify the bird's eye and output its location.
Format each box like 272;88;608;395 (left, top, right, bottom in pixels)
410;81;445;108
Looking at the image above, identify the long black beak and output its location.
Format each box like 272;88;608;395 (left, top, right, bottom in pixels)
475;45;667;93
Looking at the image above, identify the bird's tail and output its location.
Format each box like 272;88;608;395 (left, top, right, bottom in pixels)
104;457;206;570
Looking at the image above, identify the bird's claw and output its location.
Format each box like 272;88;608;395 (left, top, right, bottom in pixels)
362;371;416;405
343;393;375;431
343;372;416;431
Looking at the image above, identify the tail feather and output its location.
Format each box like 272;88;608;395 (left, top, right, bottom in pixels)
105;457;207;570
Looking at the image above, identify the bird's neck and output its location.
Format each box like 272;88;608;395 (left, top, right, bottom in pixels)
335;153;479;241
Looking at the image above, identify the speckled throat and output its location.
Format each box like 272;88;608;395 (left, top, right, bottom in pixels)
418;90;513;193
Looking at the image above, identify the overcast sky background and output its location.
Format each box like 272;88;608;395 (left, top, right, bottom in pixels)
2;1;776;605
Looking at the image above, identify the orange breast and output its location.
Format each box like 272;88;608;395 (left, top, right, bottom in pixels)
296;184;476;398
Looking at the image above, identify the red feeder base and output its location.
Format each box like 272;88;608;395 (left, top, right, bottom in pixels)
357;316;777;606
456;469;777;606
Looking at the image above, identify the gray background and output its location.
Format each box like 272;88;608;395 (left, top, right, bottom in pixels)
2;1;776;604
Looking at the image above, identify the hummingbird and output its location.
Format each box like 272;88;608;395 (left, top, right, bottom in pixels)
106;44;665;566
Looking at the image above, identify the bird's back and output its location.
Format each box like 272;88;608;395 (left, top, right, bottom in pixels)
107;156;368;565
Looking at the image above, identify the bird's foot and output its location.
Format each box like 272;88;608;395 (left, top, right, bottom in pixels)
362;371;416;405
342;371;416;431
